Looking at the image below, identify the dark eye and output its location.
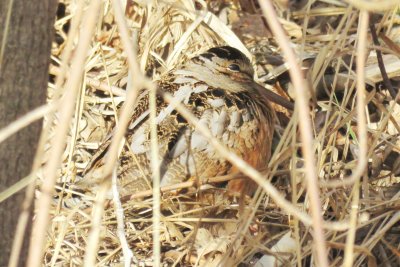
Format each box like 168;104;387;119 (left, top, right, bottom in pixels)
227;64;240;72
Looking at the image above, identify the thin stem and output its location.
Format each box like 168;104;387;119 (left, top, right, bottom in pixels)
343;10;369;267
258;1;328;266
149;81;161;267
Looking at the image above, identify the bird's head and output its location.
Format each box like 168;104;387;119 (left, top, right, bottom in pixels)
181;46;256;92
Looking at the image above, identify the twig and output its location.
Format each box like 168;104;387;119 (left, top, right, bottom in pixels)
369;22;397;99
258;1;328;266
0;173;35;204
0;0;13;73
324;10;370;190
112;168;137;266
83;181;109;266
344;0;399;11
26;1;102;266
0;102;55;145
110;0;157;265
50;65;127;97
364;211;400;252
149;51;161;267
103;1;153;180
378;32;400;55
124;173;246;201
343;10;369;267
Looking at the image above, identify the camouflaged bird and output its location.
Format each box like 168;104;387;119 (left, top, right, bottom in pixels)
78;46;275;197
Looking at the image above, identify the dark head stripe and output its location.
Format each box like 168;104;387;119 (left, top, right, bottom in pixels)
206;46;247;61
200;52;215;60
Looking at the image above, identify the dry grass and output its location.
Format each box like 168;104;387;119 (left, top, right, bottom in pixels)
1;0;400;266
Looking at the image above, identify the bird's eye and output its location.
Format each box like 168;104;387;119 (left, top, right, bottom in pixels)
227;64;240;72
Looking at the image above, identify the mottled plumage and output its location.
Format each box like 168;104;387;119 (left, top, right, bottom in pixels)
79;46;275;196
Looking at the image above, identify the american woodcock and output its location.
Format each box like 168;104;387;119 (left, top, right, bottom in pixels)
78;46;275;196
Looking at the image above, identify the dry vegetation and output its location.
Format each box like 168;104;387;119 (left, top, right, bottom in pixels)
3;0;400;266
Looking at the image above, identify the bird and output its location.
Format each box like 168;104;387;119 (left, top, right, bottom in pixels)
78;46;275;197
